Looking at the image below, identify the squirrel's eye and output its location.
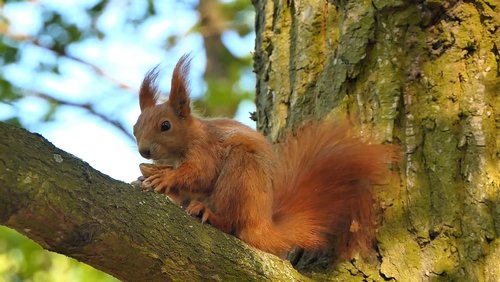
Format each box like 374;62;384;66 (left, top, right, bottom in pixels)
160;121;171;132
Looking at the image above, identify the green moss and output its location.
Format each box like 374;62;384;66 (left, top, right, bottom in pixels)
264;1;292;140
337;6;375;69
378;226;422;280
372;0;406;10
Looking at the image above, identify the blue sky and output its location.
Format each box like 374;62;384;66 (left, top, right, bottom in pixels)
1;0;256;181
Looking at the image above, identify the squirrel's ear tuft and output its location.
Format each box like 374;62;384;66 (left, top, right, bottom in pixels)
139;66;160;111
168;54;192;119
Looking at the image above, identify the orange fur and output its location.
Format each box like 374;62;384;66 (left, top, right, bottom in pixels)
139;66;160;111
134;55;398;258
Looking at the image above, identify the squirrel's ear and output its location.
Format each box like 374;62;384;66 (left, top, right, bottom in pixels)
167;54;192;119
139;66;160;111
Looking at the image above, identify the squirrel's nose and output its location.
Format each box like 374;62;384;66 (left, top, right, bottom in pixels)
139;148;151;159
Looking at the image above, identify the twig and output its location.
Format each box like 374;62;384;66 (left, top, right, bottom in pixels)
2;32;134;91
30;91;134;141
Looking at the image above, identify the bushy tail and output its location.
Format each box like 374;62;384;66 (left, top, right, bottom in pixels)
271;120;398;258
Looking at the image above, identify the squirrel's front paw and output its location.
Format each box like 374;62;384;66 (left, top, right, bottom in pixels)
139;163;174;194
186;200;210;223
143;171;174;194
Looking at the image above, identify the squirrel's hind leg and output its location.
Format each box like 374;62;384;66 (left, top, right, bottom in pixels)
186;200;233;234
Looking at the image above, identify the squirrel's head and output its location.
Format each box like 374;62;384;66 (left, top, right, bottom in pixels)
133;54;196;166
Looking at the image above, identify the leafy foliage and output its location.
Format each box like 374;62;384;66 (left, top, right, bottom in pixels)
0;0;255;137
0;226;118;281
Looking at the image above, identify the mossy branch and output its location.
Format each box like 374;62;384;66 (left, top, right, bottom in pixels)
0;122;307;281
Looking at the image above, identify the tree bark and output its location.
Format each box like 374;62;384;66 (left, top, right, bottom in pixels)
254;0;499;280
0;123;309;281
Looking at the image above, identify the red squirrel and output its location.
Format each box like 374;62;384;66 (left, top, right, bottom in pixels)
133;54;397;259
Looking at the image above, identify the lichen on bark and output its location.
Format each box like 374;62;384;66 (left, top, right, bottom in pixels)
254;0;499;280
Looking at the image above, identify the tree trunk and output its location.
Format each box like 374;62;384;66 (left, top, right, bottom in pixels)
253;0;499;280
0;123;309;281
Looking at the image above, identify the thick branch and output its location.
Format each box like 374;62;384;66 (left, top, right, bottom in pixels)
0;123;307;281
